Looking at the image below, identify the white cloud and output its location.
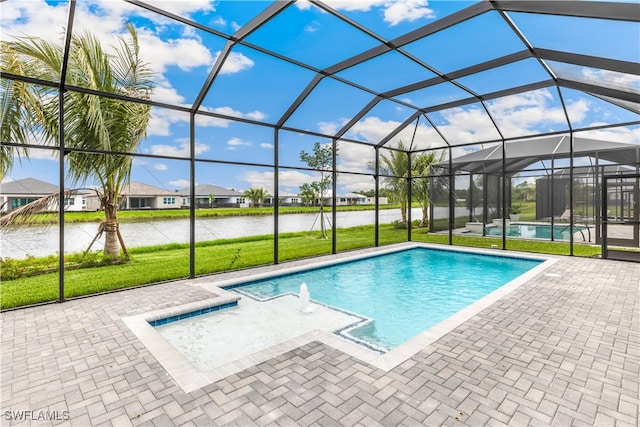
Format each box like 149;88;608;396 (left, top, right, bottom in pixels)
305;21;321;33
149;140;209;157
169;179;190;188
148;104;190;136
143;0;216;18
239;170;318;194
383;0;435;26
296;0;434;26
318;121;343;135
260;143;274;149
154;163;168;171
348;116;401;143
227;137;251;150
438;106;501;144
25;148;58;161
151;105;265;131
246;110;266;121
337;173;376;193
219;51;254;75
211;16;227;27
137;30;214;74
195;106;267;128
1;1;70;42
345;116;446;150
487;89;590;136
295;0;313;10
578;126;640;144
3;0;255;139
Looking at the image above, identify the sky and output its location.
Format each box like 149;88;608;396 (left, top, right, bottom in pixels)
1;0;639;196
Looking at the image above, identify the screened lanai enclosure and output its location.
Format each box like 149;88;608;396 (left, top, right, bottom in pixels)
1;0;639;307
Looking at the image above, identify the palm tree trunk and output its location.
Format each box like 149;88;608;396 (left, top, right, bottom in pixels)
400;199;407;225
103;189;120;257
420;204;429;228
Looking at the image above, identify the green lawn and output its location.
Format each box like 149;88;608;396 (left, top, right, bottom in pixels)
1;223;601;309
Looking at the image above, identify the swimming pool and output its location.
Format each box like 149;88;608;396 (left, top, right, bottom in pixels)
126;244;551;390
230;247;542;351
485;222;588;240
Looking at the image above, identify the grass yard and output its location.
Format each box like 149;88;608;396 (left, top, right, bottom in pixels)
1;223;601;309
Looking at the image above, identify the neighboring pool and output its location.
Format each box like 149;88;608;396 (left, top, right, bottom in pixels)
227;247;542;351
485;222;588;240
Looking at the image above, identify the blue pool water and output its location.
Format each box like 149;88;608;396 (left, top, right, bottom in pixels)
229;248;542;351
485;223;587;240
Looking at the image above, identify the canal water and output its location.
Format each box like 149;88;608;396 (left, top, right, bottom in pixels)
1;207;467;258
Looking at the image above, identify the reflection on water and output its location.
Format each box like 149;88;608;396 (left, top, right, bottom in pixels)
1;207;464;258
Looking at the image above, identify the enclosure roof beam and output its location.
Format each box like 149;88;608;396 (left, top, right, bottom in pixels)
557;79;640;104
535;48;640;75
376;111;422;148
419;80;555;114
491;0;640;22
383;50;532;99
334;96;384;140
324;1;491;76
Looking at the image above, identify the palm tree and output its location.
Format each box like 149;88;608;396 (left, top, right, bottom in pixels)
0;24;155;257
379;141;410;226
243;187;269;207
0;46;38;181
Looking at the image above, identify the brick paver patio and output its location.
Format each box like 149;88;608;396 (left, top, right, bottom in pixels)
1;247;638;426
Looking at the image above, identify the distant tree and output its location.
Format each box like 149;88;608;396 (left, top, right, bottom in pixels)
243;187;269;207
299;183;317;207
513;180;535;203
299;142;336;239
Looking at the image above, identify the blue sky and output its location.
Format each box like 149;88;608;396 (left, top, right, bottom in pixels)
2;0;639;195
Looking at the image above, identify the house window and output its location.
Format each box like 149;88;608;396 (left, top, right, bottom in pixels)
64;197;75;206
291;198;298;203
163;197;176;205
10;198;38;210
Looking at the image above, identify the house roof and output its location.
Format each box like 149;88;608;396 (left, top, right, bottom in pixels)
177;184;243;197
0;177;59;195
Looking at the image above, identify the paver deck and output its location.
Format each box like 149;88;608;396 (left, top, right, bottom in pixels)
1;244;638;426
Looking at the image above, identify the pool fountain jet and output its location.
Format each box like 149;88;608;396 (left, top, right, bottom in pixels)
299;283;314;313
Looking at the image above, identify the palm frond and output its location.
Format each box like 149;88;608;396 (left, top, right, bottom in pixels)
0;188;100;230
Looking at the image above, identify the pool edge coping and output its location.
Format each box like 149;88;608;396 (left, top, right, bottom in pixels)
122;243;557;393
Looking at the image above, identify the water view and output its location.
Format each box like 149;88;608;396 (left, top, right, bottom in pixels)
1;207;469;259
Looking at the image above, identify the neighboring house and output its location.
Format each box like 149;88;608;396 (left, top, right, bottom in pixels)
0;178;88;212
336;192;367;206
316;192;388;206
365;196;388;205
265;191;299;206
177;184;247;208
83;181;180;211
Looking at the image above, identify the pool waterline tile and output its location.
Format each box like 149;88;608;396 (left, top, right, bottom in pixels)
123;242;556;393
